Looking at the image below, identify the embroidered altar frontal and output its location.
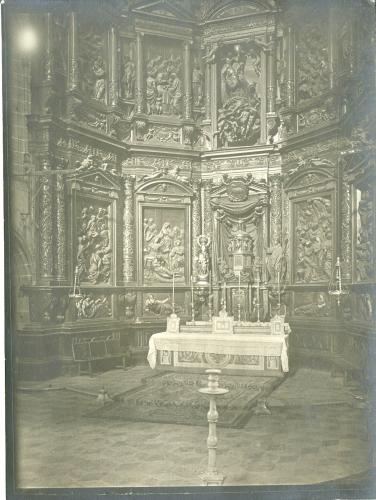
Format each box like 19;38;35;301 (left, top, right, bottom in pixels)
148;331;289;376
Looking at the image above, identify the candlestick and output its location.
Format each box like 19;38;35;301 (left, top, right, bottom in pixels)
208;271;213;321
277;270;281;314
223;281;227;312
238;271;241;324
172;272;175;314
191;275;195;323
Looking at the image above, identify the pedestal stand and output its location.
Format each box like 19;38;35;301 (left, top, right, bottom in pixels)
199;369;229;486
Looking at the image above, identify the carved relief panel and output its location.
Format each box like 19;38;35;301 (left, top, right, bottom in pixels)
293;195;333;284
354;187;375;283
296;7;330;103
78;21;108;103
145;36;183;117
217;41;262;147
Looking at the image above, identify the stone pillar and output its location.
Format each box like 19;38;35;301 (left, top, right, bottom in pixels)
123;175;136;282
202;179;213;240
286;26;295;108
192;179;202;269
68;12;79;91
39;158;54;281
341;169;352;280
183;40;193;120
135;32;144;114
270;175;282;247
55;162;66;281
109;25;119;107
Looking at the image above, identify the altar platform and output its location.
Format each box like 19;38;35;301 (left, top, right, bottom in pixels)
147;318;290;377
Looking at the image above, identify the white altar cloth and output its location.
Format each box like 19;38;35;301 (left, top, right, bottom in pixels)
147;332;289;372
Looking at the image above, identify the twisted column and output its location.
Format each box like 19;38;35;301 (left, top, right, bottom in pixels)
68;12;79;91
55;162;66;280
123;175;136;282
192;179;202;273
109;25;119;107
135;32;144;114
39;158;54;280
183;40;193;120
270;175;282;247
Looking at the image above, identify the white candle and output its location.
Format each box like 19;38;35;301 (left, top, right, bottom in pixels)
172;272;175;313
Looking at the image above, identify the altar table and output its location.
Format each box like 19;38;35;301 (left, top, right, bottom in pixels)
147;330;289;375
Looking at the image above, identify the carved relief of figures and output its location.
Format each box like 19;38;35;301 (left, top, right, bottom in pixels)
356;189;374;281
294;196;332;283
297;12;329;102
76;204;112;284
145;293;173;315
79;26;107;102
294;293;330;317
75;293;111;319
145;42;183;116
143;217;185;283
216;43;261;146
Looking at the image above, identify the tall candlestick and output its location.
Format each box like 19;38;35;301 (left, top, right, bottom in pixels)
209;271;213;321
191;275;195;323
223;281;227;311
172;272;175;313
238;272;241;324
277;270;280;313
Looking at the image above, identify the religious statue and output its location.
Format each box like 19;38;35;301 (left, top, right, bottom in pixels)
92;56;106;101
122;57;135;99
145;294;173;315
192;61;204;106
195;235;211;284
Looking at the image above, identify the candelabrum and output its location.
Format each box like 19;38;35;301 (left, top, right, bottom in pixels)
199;369;229;486
328;257;350;306
68;266;82;299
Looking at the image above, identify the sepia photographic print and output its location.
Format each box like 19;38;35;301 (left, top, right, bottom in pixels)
3;0;376;498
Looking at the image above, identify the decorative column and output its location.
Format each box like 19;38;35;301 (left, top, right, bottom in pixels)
109;25;119;107
286;26;296;108
328;7;339;89
270;175;282;247
204;60;211;121
183;40;193;120
123;175;136;282
341;162;352;281
266;35;276;115
68;12;79;91
55;161;66;281
192;179;202;270
39;158;54;281
135;32;145;114
202;179;213;239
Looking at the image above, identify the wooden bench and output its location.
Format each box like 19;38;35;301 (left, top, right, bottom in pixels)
72;336;127;376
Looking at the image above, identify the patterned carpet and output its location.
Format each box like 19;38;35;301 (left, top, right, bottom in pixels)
86;371;283;428
14;368;372;488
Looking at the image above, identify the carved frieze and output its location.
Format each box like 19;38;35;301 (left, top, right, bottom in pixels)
297;98;337;131
122;156;192;170
294;292;331;317
56;138;117;163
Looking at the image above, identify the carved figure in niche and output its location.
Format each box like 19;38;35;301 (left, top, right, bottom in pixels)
144;220;185;282
195;235;211;281
146;71;157;114
122;56;135;99
145;294;173;315
356;189;374;281
265;240;288;285
192;61;203;106
294;293;329;317
92;56;106;101
76;205;112;284
168;73;182;116
295;197;332;283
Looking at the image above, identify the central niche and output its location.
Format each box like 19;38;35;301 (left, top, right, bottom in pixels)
217;42;262;147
